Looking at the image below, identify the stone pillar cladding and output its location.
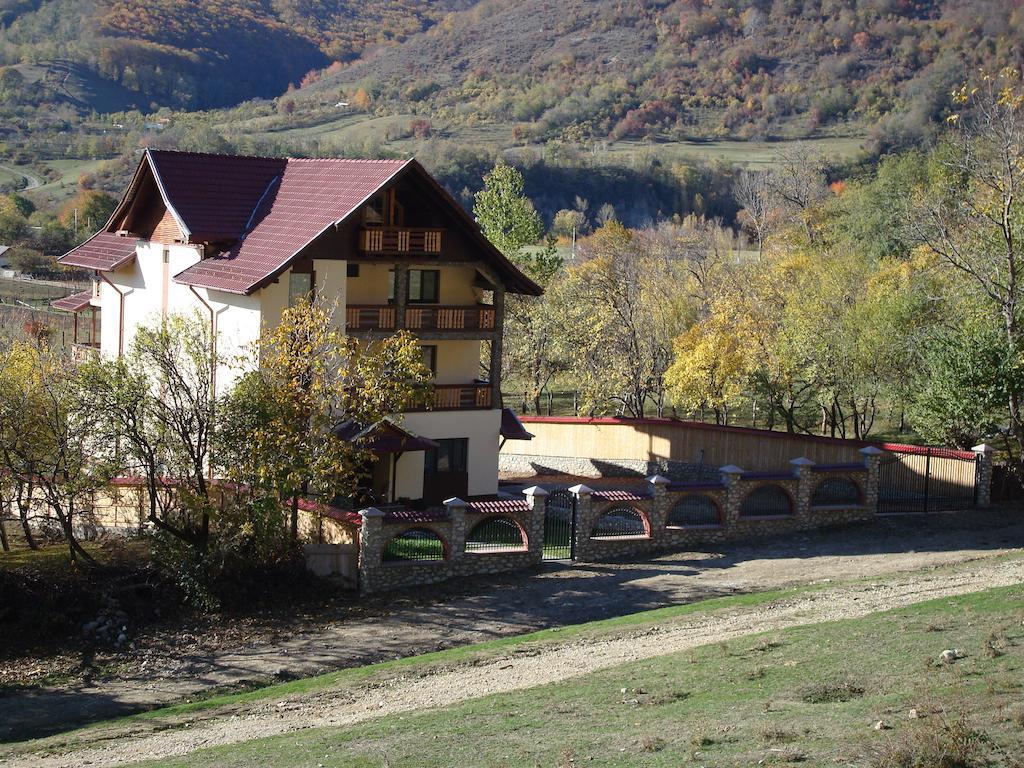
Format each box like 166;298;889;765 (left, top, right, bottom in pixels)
357;507;385;593
646;475;672;536
522;486;548;561
858;446;884;513
789;457;815;530
972;444;994;507
719;465;745;524
444;497;468;562
569;483;595;561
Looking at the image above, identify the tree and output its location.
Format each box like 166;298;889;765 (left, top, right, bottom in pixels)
734;169;775;258
554;222;691;417
910;70;1024;466
0;342;116;564
217;298;431;539
82;314;218;550
473;162;547;266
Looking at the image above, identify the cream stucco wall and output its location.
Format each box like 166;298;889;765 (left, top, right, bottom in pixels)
432;340;482;384
393;409;501;499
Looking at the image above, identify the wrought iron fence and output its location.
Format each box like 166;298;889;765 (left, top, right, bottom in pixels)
739;485;794;518
667;495;721;527
591;505;647;537
465;516;526;551
810;477;862;507
382;528;446;562
543;489;575;559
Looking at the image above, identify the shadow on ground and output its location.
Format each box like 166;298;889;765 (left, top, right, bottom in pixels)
2;508;1021;743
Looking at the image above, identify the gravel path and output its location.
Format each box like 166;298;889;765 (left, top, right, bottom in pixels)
2;511;1023;748
6;555;1023;768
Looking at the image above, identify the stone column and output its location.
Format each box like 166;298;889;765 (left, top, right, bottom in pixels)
490;286;505;408
858;446;884;514
719;465;745;524
646;474;671;540
358;507;384;594
569;483;594;561
972;444;994;507
522;485;548;562
444;497;468;563
789;457;816;528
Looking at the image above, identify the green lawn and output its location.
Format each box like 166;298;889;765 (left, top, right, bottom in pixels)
129;583;1024;767
0;523;145;572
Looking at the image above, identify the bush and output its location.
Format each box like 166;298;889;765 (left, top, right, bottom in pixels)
870;708;988;768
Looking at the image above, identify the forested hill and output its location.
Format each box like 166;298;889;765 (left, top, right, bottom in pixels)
0;0;468;110
0;0;1021;143
298;0;1024;148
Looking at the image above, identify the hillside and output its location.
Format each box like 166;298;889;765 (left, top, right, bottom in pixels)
295;0;1024;149
0;0;465;110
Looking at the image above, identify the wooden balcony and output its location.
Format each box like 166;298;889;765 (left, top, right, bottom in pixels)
71;343;100;363
411;383;493;411
359;227;443;255
346;305;495;333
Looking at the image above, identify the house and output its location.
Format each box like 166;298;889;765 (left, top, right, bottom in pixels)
53;149;540;505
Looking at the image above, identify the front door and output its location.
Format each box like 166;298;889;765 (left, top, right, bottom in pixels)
422;438;469;505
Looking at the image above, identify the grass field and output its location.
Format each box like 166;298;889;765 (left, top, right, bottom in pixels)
128;583;1024;767
27;158;113;208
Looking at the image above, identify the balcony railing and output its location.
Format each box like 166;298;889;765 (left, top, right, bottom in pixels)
346;305;495;333
71;343;100;363
411;383;493;411
359;227;443;255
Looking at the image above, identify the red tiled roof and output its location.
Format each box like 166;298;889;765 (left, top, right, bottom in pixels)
147;150;287;242
383;508;449;524
592;489;651;502
51;289;93;313
59;231;136;271
60;150;542;297
468;498;530;515
174;156;410;295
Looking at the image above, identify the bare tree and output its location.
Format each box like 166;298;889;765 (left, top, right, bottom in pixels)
767;143;829;242
734;169;774;259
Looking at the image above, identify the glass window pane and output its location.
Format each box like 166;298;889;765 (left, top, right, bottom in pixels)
288;271;312;306
409;270;422;301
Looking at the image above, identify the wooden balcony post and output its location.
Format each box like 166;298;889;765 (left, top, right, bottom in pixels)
394;263;408;330
490;287;505;408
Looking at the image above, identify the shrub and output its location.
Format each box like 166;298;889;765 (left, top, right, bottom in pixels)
869;708;987;768
800;679;865;703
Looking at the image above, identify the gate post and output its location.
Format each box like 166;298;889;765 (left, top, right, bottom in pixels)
646;475;671;539
522;486;548;562
569;483;594;561
858;446;884;514
719;465;745;524
358;507;384;594
971;444;994;507
789;457;815;529
444;497;469;562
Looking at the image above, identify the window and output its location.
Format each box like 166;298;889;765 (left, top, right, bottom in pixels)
425;438;468;474
347;263;360;278
288;271;313;307
364;196;385;225
388;269;440;303
420;344;437;375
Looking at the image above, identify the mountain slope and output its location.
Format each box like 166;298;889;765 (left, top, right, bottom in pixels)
297;0;1024;147
0;0;466;110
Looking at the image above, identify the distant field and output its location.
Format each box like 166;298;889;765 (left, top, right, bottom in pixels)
225;110;866;168
21;158;113;209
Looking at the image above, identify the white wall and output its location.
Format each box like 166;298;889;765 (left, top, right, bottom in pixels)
394;409;501;499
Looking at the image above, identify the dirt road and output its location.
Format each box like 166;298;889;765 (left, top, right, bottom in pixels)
1;510;1022;748
5;553;1022;768
0;163;43;190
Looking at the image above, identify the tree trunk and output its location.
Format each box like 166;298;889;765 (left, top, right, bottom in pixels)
16;481;37;550
0;509;8;552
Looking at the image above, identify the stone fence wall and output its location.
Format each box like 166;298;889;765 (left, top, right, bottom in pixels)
571;449;884;562
357;492;548;594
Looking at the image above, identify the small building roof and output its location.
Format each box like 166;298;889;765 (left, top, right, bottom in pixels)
58;231;137;272
51;290;93;313
500;408;534;441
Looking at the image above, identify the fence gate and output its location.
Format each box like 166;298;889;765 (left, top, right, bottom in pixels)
543;488;576;560
878;448;980;514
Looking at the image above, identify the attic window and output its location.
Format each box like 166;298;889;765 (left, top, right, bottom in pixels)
364;196;385;225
